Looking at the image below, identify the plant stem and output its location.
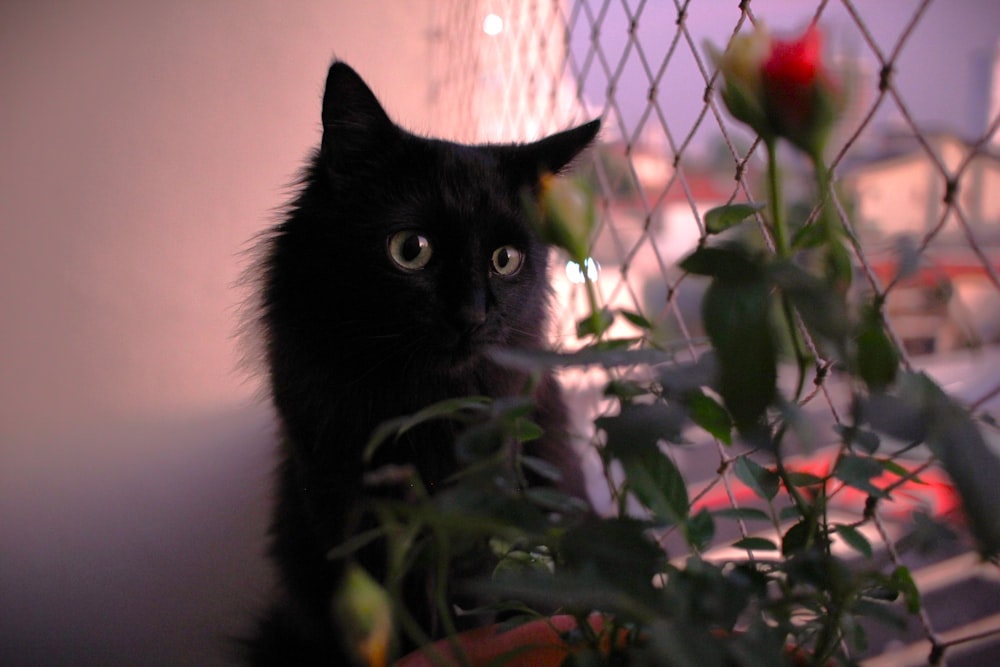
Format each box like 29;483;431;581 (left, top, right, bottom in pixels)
773;441;810;520
782;295;809;402
811;152;853;295
812;154;833;239
584;271;604;338
766;139;809;401
766;140;789;258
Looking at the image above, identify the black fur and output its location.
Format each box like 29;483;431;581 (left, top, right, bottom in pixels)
244;61;599;665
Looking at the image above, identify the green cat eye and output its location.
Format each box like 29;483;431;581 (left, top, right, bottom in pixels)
387;231;432;271
491;245;524;276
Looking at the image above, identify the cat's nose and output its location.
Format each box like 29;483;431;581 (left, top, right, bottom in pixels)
456;288;487;333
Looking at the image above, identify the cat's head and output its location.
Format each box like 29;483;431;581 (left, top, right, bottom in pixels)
259;61;599;387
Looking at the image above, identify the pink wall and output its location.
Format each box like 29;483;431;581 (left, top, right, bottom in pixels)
0;2;442;664
1;1;439;440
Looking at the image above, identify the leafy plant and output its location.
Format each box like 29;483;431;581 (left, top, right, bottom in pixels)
333;20;1000;667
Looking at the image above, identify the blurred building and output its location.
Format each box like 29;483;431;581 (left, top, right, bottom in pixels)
843;131;1000;246
841;132;1000;353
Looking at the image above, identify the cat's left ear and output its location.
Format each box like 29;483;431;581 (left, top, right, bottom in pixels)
320;61;396;166
497;118;602;180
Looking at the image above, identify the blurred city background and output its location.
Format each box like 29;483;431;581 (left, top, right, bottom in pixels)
2;1;998;665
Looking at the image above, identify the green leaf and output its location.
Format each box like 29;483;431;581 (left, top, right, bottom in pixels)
712;507;771;522
781;519;813;555
327;527;386;561
679;244;762;280
835;424;881;454
901;372;1000;558
718;74;773;143
890;565;922;614
577;307;615;338
524;487;591;515
791;220;827;249
623;447;690;525
658;353;717;396
519;455;564;484
856;308;899;391
620;309;654;330
877;457;922;482
560;517;666;602
535;175;595;263
841;623;870;662
478;568;648;618
490;346;671;372
785;471;825;487
589;336;642;351
768;260;849;346
733;537;779;551
511;418;544;443
685;508;716;552
453;421;506;463
600;404;690;523
364;396;491;461
860;392;928;443
898;510;958;555
835;524;873;558
850;599;907;630
778;505;803;521
825;237;854;290
598;401;688;450
492;548;554;579
684;390;733;445
835;455;886;497
603;379;649;400
704;202;765;235
702;273;776;434
734;456;780;501
491;395;537;420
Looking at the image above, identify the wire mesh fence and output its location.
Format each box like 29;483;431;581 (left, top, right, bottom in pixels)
432;1;1000;663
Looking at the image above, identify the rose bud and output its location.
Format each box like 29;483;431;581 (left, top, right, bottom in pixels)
761;24;841;157
535;173;595;266
707;22;774;141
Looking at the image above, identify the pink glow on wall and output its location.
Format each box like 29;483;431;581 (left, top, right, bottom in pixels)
0;2;442;664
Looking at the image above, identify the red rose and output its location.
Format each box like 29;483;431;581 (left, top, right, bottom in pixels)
763;25;822;92
761;25;839;157
710;23;841;157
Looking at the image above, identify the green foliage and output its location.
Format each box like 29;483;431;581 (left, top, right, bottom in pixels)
733;457;780;501
684;390;733;445
704;202;766;235
347;124;1000;667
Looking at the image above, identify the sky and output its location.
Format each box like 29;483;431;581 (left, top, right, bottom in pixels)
567;0;1000;153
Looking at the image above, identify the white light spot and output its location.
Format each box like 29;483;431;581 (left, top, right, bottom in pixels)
566;258;600;284
482;13;504;36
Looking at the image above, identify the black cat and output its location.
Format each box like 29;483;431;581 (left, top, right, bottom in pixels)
244;61;599;665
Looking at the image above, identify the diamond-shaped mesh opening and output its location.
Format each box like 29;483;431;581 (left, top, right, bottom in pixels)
431;0;1000;661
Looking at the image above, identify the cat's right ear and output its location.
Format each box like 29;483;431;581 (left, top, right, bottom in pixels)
320;61;394;160
493;119;602;184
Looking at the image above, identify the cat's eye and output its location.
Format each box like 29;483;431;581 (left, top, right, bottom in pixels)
491;245;524;276
387;231;433;271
